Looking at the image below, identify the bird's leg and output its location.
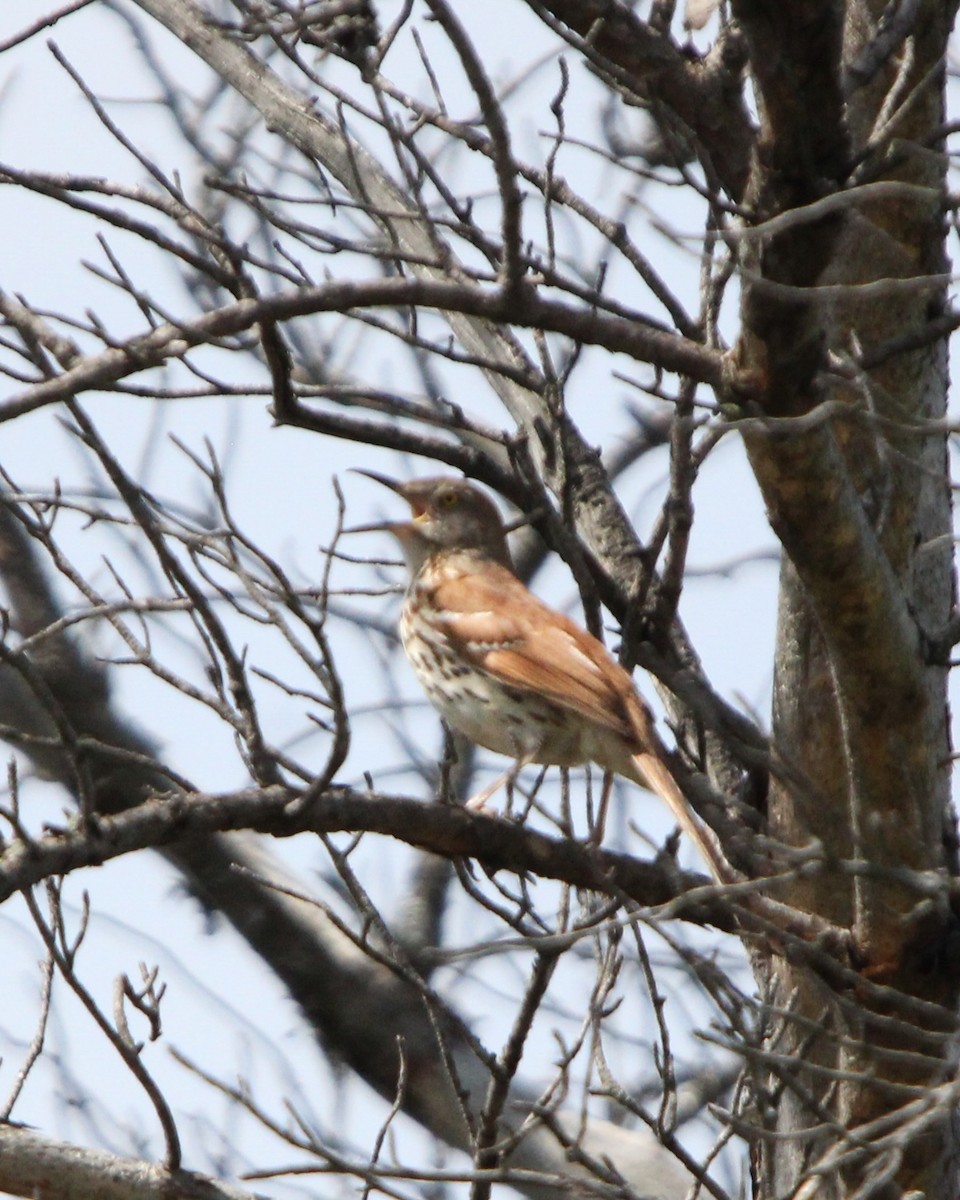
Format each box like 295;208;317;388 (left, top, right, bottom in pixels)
588;770;615;846
464;751;537;813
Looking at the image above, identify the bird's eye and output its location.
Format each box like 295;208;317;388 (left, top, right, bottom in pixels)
439;491;459;508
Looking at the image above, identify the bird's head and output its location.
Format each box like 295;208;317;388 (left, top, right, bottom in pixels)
349;472;512;574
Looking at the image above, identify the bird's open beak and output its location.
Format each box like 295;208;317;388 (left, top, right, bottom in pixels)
350;468;407;497
344;469;424;536
342;518;410;535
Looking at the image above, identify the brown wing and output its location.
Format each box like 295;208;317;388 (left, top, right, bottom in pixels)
430;564;732;880
429;564;639;742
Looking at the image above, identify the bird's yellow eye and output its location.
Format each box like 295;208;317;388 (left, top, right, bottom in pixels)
439;491;459;508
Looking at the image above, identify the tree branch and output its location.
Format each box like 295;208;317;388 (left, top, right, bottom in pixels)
0;784;732;929
0;1125;252;1200
0;278;729;425
522;0;754;200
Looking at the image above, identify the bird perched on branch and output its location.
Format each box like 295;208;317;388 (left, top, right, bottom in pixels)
352;471;730;884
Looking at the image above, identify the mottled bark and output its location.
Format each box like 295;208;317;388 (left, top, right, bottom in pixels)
734;2;959;1195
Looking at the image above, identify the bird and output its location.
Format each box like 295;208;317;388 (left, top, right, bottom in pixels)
352;471;730;884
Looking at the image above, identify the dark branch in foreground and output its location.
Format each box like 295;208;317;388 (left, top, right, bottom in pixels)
0;277;731;424
0;783;733;929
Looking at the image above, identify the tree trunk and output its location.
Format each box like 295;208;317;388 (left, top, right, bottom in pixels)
734;2;960;1194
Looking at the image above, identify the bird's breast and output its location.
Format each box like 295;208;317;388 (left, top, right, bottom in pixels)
400;586;590;765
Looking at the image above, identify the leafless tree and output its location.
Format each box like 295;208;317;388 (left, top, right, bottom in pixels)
0;2;958;1199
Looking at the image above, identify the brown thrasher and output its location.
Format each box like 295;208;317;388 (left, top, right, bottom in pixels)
353;471;729;883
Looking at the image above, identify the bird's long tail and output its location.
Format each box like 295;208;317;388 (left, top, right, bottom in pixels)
629;751;733;886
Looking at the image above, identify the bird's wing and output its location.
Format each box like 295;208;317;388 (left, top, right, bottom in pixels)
429;566;735;880
429;565;640;741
